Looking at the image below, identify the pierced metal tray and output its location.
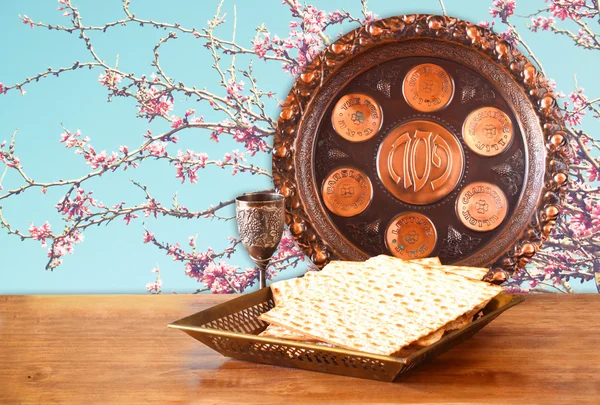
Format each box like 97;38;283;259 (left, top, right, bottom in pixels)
169;288;524;381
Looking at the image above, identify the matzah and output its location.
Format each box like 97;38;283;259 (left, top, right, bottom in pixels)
259;260;501;355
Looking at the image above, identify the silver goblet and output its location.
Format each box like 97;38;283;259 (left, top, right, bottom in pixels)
235;192;285;289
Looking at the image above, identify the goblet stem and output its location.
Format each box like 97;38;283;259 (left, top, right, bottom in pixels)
255;258;270;289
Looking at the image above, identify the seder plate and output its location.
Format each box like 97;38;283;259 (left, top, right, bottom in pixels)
272;15;569;283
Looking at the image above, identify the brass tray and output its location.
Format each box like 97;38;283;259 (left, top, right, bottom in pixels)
169;289;524;382
272;14;569;283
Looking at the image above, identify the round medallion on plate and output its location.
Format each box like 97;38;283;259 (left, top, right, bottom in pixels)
463;107;513;156
456;182;508;232
331;93;383;142
385;212;437;259
402;63;454;112
322;167;373;217
377;120;464;205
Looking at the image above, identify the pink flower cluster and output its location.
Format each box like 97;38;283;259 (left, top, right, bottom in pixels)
530;16;555;32
98;71;123;89
174;150;209;184
548;0;589;21
29;222;53;247
137;87;174;122
489;0;516;21
563;88;588;126
55;188;103;220
47;230;84;269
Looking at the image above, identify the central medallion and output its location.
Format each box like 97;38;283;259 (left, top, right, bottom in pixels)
377;120;464;205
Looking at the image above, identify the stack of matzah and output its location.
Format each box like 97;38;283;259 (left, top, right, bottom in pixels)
258;255;501;356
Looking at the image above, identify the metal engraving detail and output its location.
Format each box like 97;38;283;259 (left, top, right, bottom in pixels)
322;167;373;217
332;93;383;142
456;182;508;232
377;120;464;205
463;107;513;157
403;63;454;112
439;225;482;261
236;206;285;248
456;70;496;104
346;220;384;254
385;212;437;259
492;149;525;196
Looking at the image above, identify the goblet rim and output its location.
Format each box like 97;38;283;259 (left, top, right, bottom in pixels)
235;191;285;204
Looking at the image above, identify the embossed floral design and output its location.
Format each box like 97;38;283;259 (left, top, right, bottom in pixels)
476;200;490;215
404;231;419;245
341;184;355;198
351;111;365;125
421;80;437;93
483;124;497;138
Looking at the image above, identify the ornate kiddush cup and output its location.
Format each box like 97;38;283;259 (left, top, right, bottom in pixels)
235;192;285;289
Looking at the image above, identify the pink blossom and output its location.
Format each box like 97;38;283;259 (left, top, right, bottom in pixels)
185;109;195;117
47;230;84;268
29;222;52;247
145;279;162;293
548;0;586;21
174;150;209;184
56;188;96;219
123;213;139;225
63;11;71;17
98;71;122;88
170;116;184;129
143;231;154;243
146;141;167;157
489;0;516;21
576;28;593;46
478;20;495;29
188;236;196;249
119;145;129;155
22;15;34;29
530;16;555;32
0;83;5;94
137;87;174;121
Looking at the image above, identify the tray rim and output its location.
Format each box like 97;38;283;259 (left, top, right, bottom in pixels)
168;290;525;364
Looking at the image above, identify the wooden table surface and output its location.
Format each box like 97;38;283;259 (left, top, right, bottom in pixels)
0;295;599;405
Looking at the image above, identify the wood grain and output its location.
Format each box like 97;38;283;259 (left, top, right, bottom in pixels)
0;295;599;405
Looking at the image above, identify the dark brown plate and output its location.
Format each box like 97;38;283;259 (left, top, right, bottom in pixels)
272;14;569;283
169;288;524;382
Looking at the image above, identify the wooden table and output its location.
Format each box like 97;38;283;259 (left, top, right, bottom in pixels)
1;295;599;405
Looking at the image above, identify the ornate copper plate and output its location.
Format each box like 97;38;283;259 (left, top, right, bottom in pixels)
273;15;569;283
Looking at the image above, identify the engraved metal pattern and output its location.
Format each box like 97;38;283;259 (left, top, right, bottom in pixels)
456;182;508;232
331;93;383;142
439;225;482;261
463;107;514;157
236;206;285;248
377;120;464;205
493;149;525;196
346;219;384;255
385;212;437;259
402;63;454;112
272;14;569;281
456;70;496;104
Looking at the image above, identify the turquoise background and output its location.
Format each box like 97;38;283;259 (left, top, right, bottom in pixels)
0;0;598;293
